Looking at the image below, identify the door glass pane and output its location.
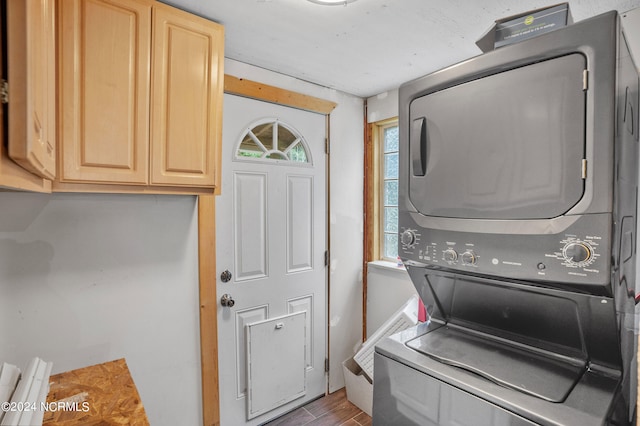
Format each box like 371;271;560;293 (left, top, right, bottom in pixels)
236;119;311;164
277;125;296;151
289;144;308;163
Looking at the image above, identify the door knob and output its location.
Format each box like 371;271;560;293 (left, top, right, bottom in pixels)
220;270;232;283
220;294;235;307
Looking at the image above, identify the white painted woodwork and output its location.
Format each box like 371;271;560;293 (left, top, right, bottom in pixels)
1;357;52;426
0;363;20;407
7;0;56;181
217;93;327;425
288;295;315;369
234;306;268;399
234;172;268;281
150;3;224;187
246;311;307;419
287;175;314;273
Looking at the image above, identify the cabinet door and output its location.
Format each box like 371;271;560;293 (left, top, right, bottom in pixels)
7;0;56;180
0;1;51;193
150;3;224;187
58;0;152;184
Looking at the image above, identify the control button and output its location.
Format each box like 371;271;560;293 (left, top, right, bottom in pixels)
537;262;546;270
563;242;592;264
443;249;458;263
401;230;417;248
461;250;477;265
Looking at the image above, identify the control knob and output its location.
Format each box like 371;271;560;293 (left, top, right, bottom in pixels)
443;249;458;263
461;250;477;265
401;230;417;247
562;241;592;264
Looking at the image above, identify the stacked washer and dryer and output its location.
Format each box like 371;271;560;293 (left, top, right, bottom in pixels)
373;11;639;426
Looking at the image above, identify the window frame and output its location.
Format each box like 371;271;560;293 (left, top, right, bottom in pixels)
364;116;399;263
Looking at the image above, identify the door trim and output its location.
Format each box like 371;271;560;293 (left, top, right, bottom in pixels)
224;75;337;115
198;76;335;426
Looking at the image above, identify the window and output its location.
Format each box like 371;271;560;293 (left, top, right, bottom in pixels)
381;124;399;260
235;118;312;164
364;117;399;263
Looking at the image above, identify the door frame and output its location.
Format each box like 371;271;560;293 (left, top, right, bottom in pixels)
197;75;336;426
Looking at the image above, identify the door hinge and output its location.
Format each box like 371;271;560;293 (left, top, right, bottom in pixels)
1;80;8;104
581;159;587;179
582;70;589;91
325;358;329;373
324;250;329;267
325;138;329;155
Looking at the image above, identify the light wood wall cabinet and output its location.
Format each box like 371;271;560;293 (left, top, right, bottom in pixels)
0;0;55;192
57;0;224;193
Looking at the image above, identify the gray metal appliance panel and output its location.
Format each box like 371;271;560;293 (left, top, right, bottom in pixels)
405;326;586;403
373;323;621;426
399;11;617;220
408;54;586;221
404;267;621;369
373;353;537;426
399;210;611;289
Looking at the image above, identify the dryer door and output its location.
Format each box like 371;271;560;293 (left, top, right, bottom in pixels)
408;53;586;220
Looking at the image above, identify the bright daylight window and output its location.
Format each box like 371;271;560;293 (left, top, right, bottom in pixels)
381;123;399;261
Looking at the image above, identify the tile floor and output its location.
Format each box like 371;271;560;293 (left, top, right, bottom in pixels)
264;388;372;426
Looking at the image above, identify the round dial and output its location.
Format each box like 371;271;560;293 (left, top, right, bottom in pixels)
401;230;417;247
443;249;458;263
562;241;592;264
461;250;477;265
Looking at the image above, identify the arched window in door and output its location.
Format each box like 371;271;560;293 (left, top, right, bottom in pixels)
235;118;312;165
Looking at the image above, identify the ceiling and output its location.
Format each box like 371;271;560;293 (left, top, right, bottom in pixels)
159;0;640;98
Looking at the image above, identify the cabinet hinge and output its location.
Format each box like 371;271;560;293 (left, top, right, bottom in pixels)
324;250;329;267
582;70;589;91
1;80;8;104
325;358;329;373
581;159;587;179
325;138;329;155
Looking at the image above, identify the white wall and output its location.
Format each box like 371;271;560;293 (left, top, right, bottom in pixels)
366;263;417;338
0;192;201;426
366;89;399;125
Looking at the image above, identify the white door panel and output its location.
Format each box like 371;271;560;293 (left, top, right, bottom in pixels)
234;172;268;281
287;175;314;272
217;94;327;425
246;311;307;420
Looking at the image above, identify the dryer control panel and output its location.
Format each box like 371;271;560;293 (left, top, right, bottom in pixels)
399;212;611;288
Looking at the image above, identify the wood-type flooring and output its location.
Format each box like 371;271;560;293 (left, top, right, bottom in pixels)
264;388;372;426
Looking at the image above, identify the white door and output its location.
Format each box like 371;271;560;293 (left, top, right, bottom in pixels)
216;94;327;425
